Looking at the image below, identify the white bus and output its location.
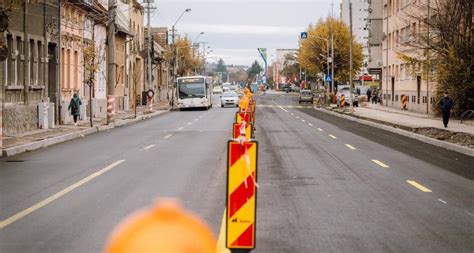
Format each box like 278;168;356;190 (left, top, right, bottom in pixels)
176;76;213;110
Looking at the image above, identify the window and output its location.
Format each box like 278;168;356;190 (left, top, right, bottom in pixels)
395;95;399;102
422;96;427;103
412;96;416;103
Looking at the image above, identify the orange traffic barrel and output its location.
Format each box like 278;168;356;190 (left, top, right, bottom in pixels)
104;199;216;253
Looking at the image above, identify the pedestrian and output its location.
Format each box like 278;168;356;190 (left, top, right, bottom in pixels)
366;88;372;103
372;88;378;104
68;91;82;126
439;91;454;128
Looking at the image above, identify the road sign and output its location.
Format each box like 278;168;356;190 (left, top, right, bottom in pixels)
300;32;308;39
233;123;253;140
226;141;258;250
325;75;332;82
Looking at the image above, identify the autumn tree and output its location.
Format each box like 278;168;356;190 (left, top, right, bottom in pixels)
216;58;228;82
165;37;201;77
397;0;473;116
299;17;363;83
281;53;300;81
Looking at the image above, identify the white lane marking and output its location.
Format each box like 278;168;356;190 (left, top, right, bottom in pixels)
0;160;126;229
437;199;447;204
199;115;204;118
301;119;306;122
372;160;389;168
308;123;313;126
329;134;337;139
465;210;474;217
143;144;156;150
177;127;184;131
194;119;199;122
279;106;289;112
296;116;300;119
345;144;356;150
291;113;294;116
164;134;173;139
187;122;192;126
317;128;323;131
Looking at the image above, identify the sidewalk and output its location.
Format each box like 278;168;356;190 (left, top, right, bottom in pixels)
357;103;474;135
1;101;171;157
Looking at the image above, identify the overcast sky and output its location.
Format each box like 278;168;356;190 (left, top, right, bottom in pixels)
150;0;336;66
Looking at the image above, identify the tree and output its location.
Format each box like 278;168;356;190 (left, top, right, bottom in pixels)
164;37;202;77
216;58;228;82
247;60;263;81
281;53;300;81
397;0;473;116
299;17;363;83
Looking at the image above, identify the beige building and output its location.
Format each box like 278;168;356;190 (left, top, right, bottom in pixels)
383;0;434;114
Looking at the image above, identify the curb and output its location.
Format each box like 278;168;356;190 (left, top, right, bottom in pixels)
1;109;170;157
314;107;474;157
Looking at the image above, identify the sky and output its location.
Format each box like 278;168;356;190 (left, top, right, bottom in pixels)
150;0;336;66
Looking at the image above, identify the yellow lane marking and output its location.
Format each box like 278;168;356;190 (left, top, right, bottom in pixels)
216;209;230;253
317;128;323;131
308;123;313;126
164;134;173;139
143;144;156;150
329;134;337;139
372;160;389;168
407;180;432;192
345;144;356;150
0;160;126;230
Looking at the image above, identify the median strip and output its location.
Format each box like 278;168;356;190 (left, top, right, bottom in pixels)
0;160;126;230
407;180;432;192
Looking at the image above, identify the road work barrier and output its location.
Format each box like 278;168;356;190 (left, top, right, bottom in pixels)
402;95;407;110
340;94;345;109
104;199;216;253
226;89;258;252
226;141;258;251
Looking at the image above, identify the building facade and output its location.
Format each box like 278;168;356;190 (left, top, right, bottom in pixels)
1;1;60;135
126;0;144;109
341;0;370;74
383;0;435;114
367;0;383;84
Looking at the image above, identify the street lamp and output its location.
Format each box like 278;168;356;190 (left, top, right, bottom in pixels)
171;8;192;107
192;32;204;44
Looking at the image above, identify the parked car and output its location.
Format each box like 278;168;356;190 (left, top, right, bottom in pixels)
298;90;313;104
213;86;223;94
336;88;359;107
220;91;240;107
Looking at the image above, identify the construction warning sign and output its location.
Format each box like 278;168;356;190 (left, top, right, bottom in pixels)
233;123;253;141
226;141;258;250
236;112;253;124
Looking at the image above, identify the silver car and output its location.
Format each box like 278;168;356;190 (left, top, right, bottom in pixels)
221;91;240;108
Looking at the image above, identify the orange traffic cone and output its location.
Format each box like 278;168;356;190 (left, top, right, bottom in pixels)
104;199;216;253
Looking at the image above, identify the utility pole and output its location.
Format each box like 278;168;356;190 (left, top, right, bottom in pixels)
201;42;208;75
426;0;430;114
106;0;116;124
331;32;334;93
385;1;389;108
349;1;354;113
145;0;154;94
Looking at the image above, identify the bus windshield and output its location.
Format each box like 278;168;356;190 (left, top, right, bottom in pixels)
178;78;206;99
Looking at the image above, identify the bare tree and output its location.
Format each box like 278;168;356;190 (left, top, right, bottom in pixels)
397;0;473;115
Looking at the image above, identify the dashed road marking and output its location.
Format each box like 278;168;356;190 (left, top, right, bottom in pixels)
345;144;356;150
177;127;184;131
301;119;306;122
329;134;337;139
291;113;294;116
187;122;192;126
143;144;156;150
437;199;447;204
317;128;323;131
0;160;126;230
278;106;289;112
465;210;474;217
296;116;300;119
372;160;389;168
308;123;313;126
407;180;432;192
164;134;173;139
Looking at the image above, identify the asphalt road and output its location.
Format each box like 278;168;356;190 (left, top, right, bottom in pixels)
0;92;473;252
